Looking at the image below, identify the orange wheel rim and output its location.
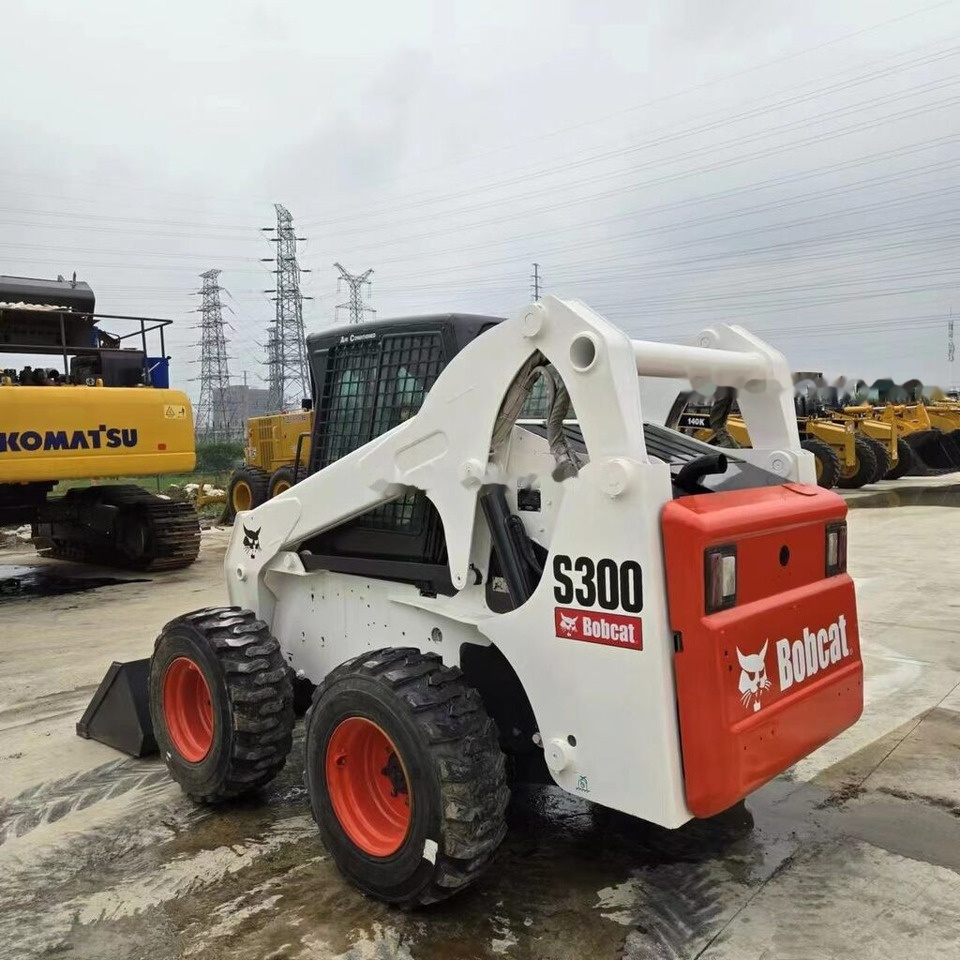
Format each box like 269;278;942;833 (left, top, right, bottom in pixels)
162;657;214;762
325;717;412;857
273;480;291;496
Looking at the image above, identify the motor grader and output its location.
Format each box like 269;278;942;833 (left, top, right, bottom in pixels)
226;407;312;516
787;375;897;481
823;406;906;480
80;297;862;907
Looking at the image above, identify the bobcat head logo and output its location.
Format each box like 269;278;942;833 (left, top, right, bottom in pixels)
242;525;261;557
559;613;578;636
737;641;771;712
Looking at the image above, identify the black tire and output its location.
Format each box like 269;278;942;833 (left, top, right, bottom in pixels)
149;607;295;802
227;465;270;519
837;436;878;489
800;438;840;489
268;465;297;499
860;436;891;484
885;436;914;480
305;648;509;908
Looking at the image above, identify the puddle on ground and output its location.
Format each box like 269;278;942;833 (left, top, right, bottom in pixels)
0;564;148;602
845;484;960;509
0;739;833;960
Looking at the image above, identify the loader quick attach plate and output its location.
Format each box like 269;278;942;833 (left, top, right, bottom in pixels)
661;485;863;819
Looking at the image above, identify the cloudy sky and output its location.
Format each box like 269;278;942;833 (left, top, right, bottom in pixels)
2;0;959;403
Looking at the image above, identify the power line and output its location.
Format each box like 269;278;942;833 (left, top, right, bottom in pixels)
261;204;312;409
192;269;238;441
334;263;375;324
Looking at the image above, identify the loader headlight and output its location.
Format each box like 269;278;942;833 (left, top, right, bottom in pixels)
826;521;847;577
705;545;737;613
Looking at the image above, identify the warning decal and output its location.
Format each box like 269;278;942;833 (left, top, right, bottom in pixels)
164;405;187;419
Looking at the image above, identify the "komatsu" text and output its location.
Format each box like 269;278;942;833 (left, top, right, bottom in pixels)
0;427;139;453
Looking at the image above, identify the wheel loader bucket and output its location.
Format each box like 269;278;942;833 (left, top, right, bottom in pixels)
903;429;960;474
76;658;158;758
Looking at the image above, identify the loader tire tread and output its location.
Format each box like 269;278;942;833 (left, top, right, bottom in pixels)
150;606;295;803
860;436;891;485
800;438;841;489
885;437;914;480
227;466;271;519
306;647;509;908
837;436;878;489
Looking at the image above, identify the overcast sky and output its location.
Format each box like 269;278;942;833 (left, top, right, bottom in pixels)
2;0;959;404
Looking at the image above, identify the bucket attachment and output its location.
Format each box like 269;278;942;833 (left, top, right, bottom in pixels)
904;430;960;475
76;658;158;758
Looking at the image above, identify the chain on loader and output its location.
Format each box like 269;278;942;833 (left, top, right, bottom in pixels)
80;297;863;907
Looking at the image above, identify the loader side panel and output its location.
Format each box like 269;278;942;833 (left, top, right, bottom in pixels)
661;485;862;818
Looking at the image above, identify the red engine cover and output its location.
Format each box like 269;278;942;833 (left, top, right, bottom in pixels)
661;483;863;818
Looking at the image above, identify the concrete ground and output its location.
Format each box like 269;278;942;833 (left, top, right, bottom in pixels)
1;478;959;960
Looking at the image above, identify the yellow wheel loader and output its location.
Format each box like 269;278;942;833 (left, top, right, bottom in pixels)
826;406;906;481
665;391;875;489
226;407;313;517
872;403;960;475
0;275;200;570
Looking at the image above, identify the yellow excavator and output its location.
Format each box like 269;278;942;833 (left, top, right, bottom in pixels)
0;275;200;570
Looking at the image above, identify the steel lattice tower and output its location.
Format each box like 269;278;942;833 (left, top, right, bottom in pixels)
192;269;236;441
262;204;311;409
264;325;282;412
334;262;375;324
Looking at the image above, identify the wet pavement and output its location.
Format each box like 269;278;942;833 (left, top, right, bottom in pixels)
844;482;960;509
0;483;959;959
0;563;147;602
1;713;958;960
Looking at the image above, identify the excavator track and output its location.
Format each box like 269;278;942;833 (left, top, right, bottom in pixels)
36;485;201;572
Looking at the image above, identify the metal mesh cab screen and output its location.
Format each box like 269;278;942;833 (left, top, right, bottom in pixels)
317;331;446;533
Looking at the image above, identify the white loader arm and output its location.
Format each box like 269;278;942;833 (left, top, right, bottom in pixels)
229;296;802;591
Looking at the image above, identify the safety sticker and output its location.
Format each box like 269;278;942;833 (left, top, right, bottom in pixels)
164;405;187;419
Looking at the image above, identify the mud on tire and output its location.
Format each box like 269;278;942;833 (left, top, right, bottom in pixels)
305;647;510;908
149;607;295;802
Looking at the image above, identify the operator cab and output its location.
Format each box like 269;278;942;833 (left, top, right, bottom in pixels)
300;315;504;595
0;274;171;388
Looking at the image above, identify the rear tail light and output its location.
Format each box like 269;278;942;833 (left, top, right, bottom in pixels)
826;521;847;576
705;545;737;613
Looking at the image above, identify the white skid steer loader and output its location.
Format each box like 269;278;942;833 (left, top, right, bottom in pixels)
144;297;862;907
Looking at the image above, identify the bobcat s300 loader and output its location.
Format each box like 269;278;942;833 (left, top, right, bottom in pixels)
142;296;862;906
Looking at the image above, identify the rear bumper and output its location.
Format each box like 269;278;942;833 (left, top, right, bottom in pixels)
682;577;862;818
662;485;863;818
